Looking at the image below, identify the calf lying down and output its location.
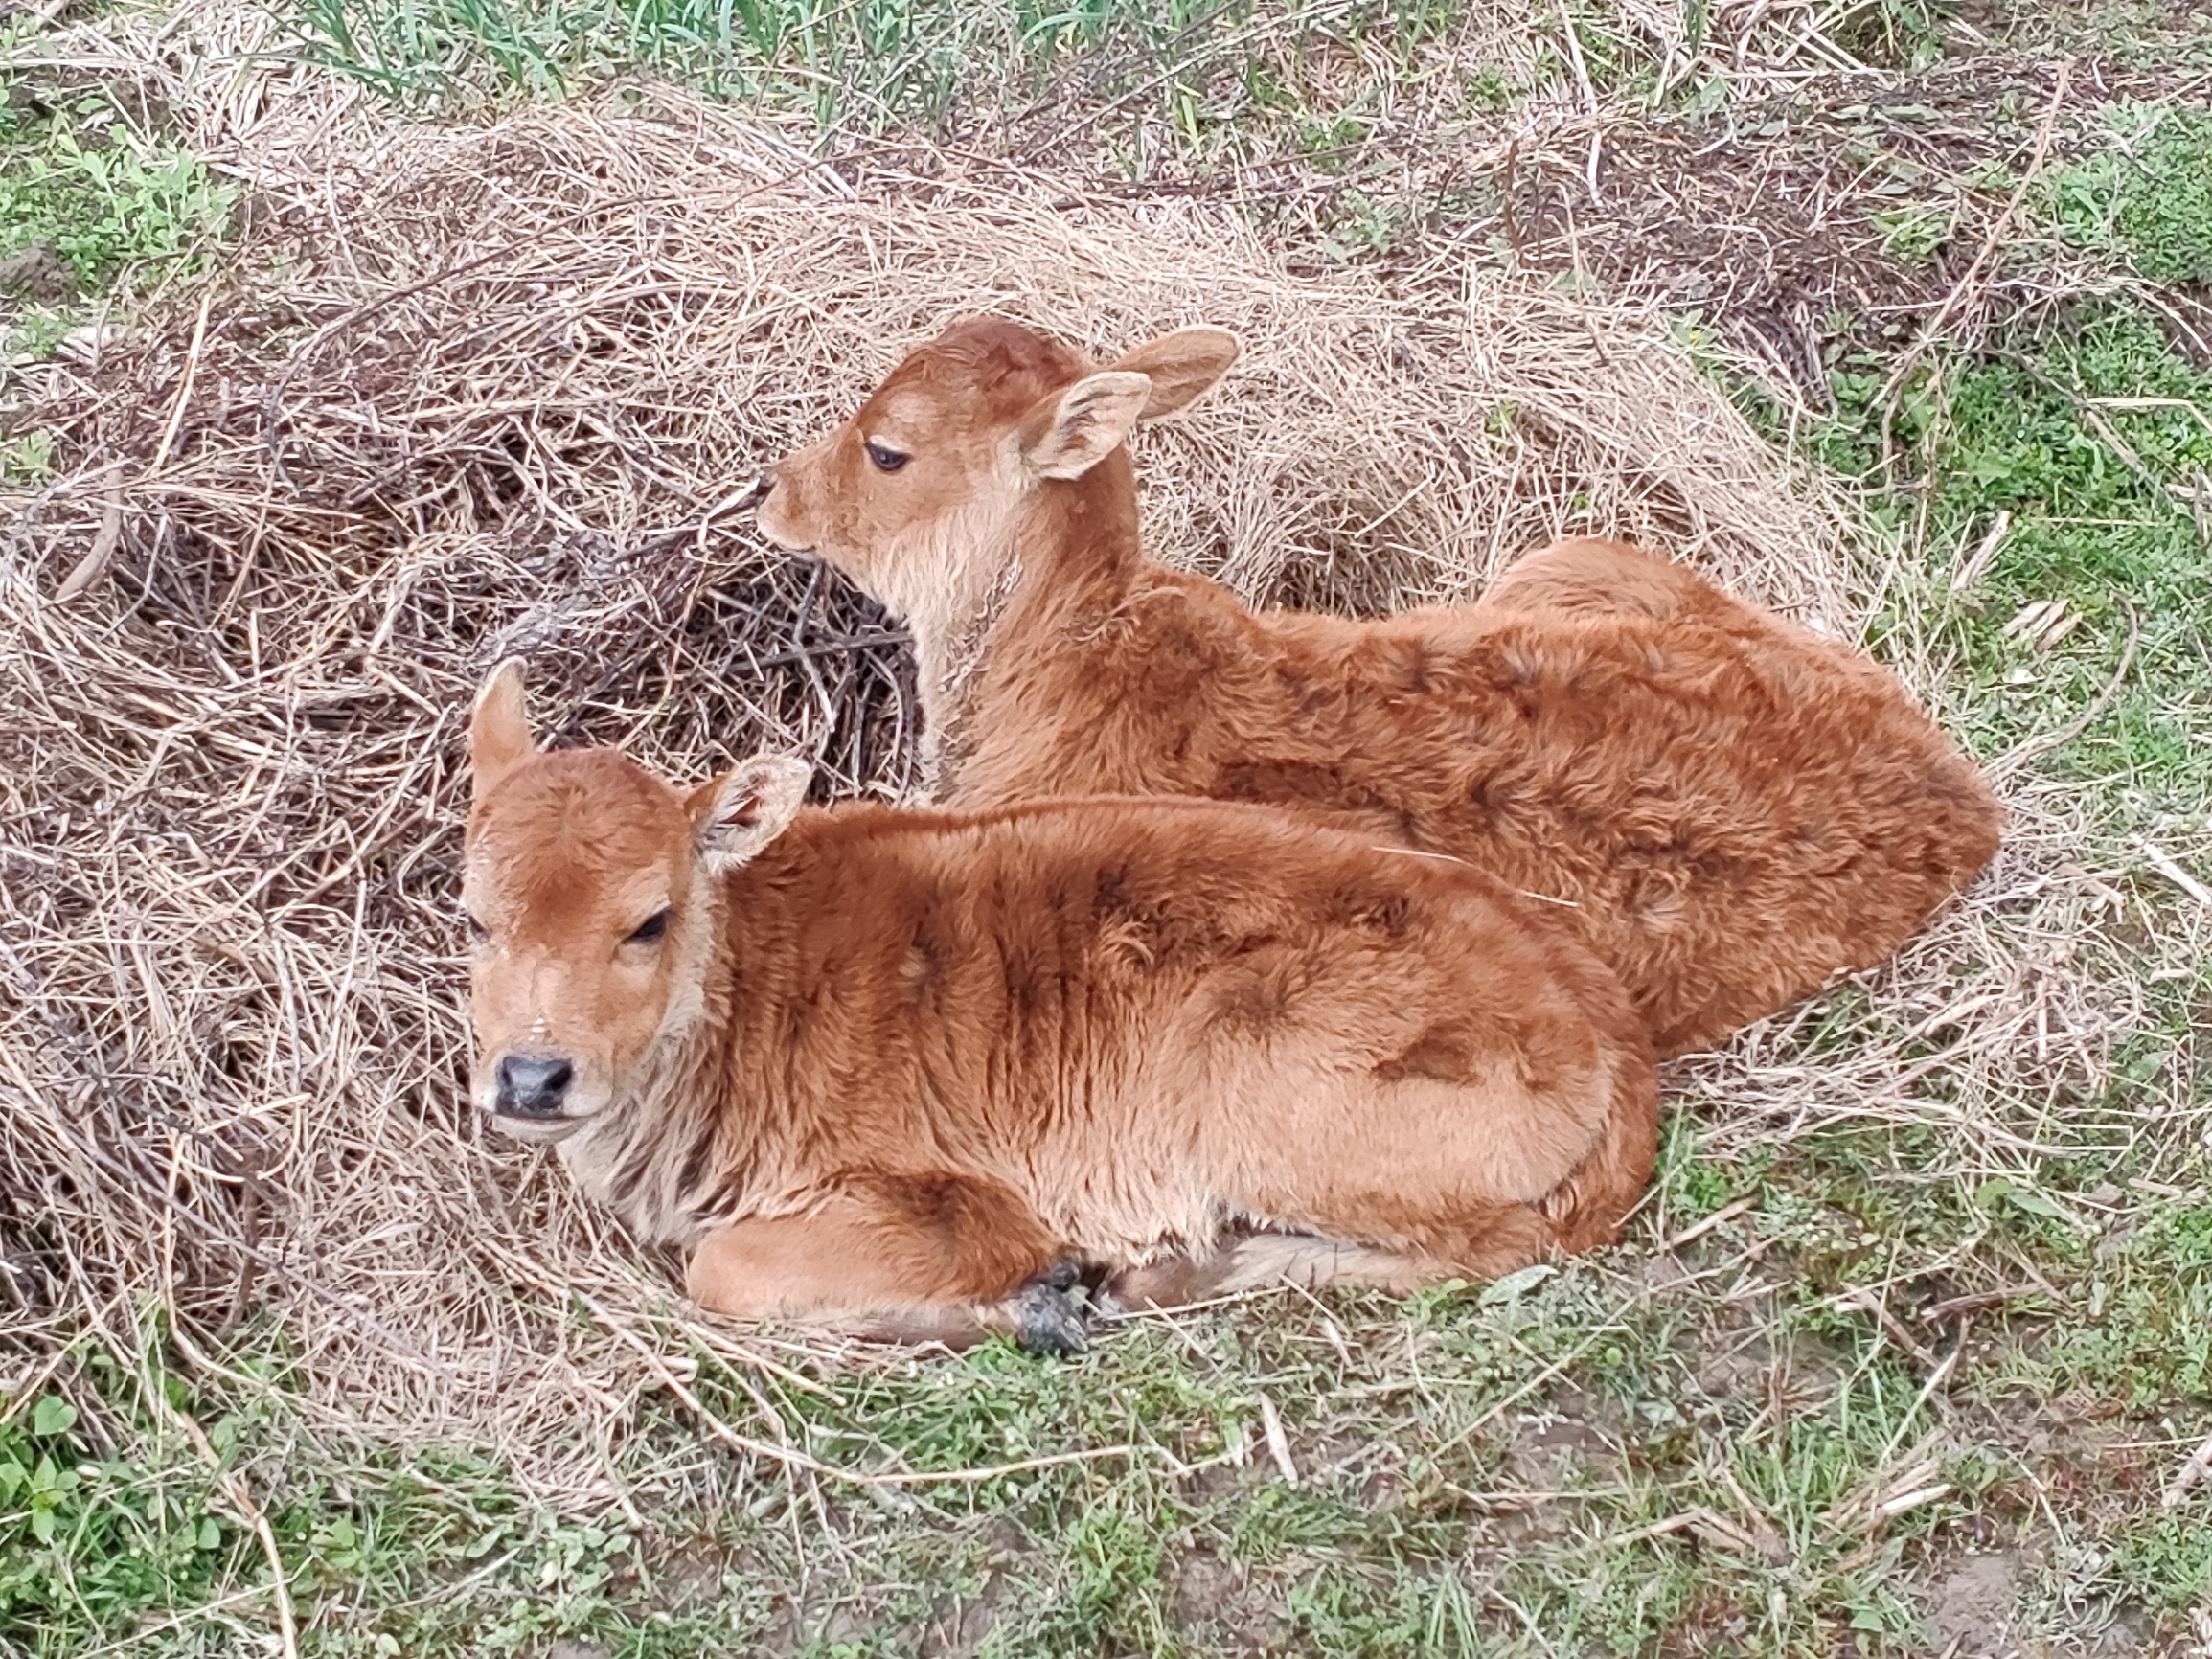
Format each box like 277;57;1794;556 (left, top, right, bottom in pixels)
463;662;1657;1347
756;317;2006;1058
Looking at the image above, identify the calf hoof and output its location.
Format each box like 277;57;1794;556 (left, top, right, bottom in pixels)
1013;1262;1089;1357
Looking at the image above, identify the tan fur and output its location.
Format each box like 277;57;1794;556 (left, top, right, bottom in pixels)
462;667;1657;1342
758;317;2006;1057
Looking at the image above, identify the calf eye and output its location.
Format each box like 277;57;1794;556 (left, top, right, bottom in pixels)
626;908;673;945
466;914;490;944
864;442;909;473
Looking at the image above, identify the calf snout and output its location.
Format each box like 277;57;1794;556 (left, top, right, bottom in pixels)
752;465;815;554
494;1052;574;1118
738;468;775;511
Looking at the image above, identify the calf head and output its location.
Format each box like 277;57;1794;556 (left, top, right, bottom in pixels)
461;660;809;1141
756;316;1240;627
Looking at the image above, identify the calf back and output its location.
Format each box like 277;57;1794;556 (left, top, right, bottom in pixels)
942;557;2000;1057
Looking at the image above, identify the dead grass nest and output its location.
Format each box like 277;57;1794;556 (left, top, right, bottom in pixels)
0;83;2188;1506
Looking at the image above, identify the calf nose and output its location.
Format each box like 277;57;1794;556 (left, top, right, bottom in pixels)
495;1053;574;1118
738;468;775;511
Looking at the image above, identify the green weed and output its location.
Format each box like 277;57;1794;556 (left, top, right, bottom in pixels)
2113;1510;2212;1609
0;93;239;294
0;425;54;482
1828;0;1949;69
1868;201;1950;266
2043;102;2212;286
0;1393;230;1654
2035;1201;2212;1409
1655;1110;1740;1221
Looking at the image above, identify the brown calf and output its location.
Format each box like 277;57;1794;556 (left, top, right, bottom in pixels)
756;317;2004;1057
463;662;1656;1346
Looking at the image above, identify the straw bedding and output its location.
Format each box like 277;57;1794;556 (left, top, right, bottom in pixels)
0;83;2168;1502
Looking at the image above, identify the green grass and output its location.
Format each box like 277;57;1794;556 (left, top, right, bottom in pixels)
0;91;238;295
0;78;240;484
1712;246;2212;851
2043;101;2212;291
0;75;238;460
285;0;1470;128
1730;279;2212;1620
2041;1202;2212;1409
1803;306;2212;833
0;1355;245;1655
273;0;1974;142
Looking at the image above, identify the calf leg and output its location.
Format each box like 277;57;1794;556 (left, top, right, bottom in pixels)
1106;1210;1551;1313
1152;1032;1659;1307
685;1173;1086;1352
1107;1232;1437;1311
1350;1051;1659;1275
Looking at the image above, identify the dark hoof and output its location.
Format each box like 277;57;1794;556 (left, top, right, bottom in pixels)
1014;1264;1089;1356
1037;1258;1081;1293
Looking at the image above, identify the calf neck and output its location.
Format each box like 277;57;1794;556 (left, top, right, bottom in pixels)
758;317;2004;1057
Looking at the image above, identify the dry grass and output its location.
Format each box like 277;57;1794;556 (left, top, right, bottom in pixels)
0;46;2186;1534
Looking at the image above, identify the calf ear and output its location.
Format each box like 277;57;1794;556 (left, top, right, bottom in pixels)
688;756;811;875
469;658;536;805
1108;327;1241;420
1017;371;1152;480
